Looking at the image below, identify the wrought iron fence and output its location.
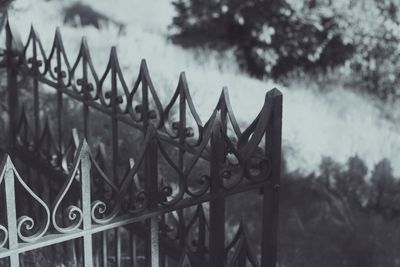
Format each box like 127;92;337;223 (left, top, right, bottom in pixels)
0;20;282;267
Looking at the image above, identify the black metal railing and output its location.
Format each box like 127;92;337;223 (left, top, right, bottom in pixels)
0;20;282;267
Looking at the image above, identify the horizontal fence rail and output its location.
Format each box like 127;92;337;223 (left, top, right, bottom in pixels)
0;19;283;267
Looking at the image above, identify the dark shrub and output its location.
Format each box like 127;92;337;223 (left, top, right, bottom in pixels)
170;0;354;78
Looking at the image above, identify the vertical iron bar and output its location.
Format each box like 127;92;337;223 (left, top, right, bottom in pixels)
197;205;206;258
149;216;159;267
110;47;119;183
261;89;282;267
82;41;89;139
72;239;79;266
141;61;150;133
110;48;121;267
144;134;159;267
32;32;40;148
209;115;226;267
159;213;165;267
33;80;39;146
102;232;108;267
56;38;63;161
57;90;63;157
130;231;137;267
4;156;20;266
141;62;159;267
116;228;122;267
81;141;94;267
95;242;100;267
6;22;19;148
159;242;165;267
237;247;246;267
177;75;186;248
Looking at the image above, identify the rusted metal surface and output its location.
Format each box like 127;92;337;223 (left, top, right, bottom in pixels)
1;20;283;267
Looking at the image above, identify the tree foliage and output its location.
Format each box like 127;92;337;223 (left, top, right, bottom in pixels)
170;0;352;76
171;0;400;99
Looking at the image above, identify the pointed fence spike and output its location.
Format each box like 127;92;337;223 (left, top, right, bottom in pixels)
139;58;151;78
53;26;63;45
6;18;23;52
238;220;245;231
0;153;14;179
29;23;35;34
266;87;282;98
110;46;117;59
140;58;147;68
80;36;89;52
228;221;261;267
217;87;227;107
55;26;61;36
81;138;90;153
178;251;193;267
1;154;13;172
1;152;19;266
81;36;88;45
178;72;189;97
179;71;187;83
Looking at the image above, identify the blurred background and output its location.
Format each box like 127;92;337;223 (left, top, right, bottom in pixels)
1;0;400;266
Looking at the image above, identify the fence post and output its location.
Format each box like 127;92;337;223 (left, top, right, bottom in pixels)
6;22;19;148
3;156;20;266
261;89;282;267
80;140;94;267
209;114;226;267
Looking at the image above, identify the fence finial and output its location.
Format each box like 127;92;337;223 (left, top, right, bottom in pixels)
0;154;12;181
80;36;88;50
140;58;148;70
110;46;118;61
178;250;193;267
55;26;62;38
179;71;187;83
266;87;282;98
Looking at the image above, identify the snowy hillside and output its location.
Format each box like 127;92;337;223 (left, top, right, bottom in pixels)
5;0;400;176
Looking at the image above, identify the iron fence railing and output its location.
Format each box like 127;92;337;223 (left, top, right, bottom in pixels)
0;20;282;267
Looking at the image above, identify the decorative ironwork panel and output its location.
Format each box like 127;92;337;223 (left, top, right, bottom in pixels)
1;19;283;267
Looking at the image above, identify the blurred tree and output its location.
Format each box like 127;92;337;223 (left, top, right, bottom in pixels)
171;0;400;100
170;0;353;78
276;155;400;267
63;3;125;34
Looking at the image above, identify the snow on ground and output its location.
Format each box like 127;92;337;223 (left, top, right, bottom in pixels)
5;0;400;176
